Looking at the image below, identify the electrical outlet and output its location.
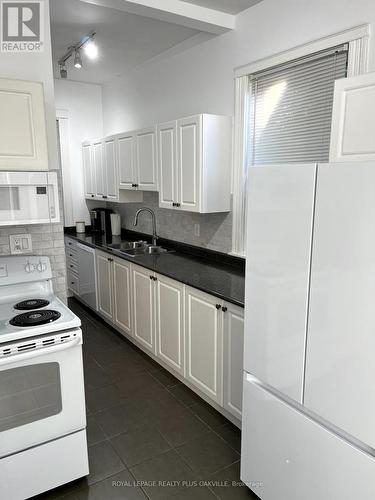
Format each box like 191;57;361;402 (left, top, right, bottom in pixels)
194;224;200;237
9;234;32;254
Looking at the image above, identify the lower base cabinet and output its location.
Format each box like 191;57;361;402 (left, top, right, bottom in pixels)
132;264;156;354
185;286;224;405
156;274;184;376
223;303;244;420
94;250;244;423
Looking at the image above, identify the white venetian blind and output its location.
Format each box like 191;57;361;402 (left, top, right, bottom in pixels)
249;45;348;165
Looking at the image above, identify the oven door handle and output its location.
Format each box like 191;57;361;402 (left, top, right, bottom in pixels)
0;336;81;367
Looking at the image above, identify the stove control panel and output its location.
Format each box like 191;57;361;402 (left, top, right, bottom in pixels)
0;256;52;285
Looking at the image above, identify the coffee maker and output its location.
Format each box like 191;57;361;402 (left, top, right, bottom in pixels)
90;208;113;236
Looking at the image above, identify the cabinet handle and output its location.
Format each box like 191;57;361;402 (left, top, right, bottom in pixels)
222;306;228;313
108;258;113;262
216;304;222;310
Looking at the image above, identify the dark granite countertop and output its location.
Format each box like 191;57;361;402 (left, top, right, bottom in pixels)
65;228;245;307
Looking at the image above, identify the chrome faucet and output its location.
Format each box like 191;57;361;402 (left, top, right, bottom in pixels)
133;208;158;246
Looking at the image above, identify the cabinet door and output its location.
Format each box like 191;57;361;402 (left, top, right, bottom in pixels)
304;162;375;448
132;264;156;354
96;251;113;322
155;273;184;375
177;116;201;212
136;127;158;191
0;79;48;171
93;141;105;198
82;143;95;198
113;257;132;336
117;132;136;189
185;286;223;404
245;164;316;403
104;137;118;201
330;73;375;162
223;303;244;420
158;121;177;209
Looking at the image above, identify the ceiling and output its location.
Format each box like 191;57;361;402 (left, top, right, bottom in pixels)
50;0;199;84
181;0;260;15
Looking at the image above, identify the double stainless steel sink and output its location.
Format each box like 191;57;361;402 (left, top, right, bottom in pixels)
107;240;172;257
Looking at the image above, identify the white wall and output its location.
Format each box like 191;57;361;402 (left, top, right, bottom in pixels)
102;0;375;134
54;79;103;225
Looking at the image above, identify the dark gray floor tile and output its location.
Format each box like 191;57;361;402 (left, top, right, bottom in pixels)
155;406;211;447
151;368;180;388
86;416;106;446
87;441;126;485
110;422;171;467
168;384;202;407
113;370;160;398
130;450;198;500
83;357;112;392
176;432;240;476
65;470;148;499
214;423;242;453
171;485;217;499
86;384;125;414
190;400;229;429
208;461;260;499
94;401;148;438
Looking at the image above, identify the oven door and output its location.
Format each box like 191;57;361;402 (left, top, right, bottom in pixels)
0;331;86;458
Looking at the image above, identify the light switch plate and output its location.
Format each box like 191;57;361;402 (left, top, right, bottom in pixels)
9;234;32;254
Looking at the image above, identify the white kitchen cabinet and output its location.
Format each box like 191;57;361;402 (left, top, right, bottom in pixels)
304;162;375;449
245;164;317;403
113;257;132;336
0;78;48;171
96;250;114;322
82;142;95;199
158;114;231;213
330;72;375;162
185;286;223;404
155;273;184;376
103;137;118;201
223;302;244;420
93;140;105;198
83;139;142;203
117;131;136;190
158;121;176;209
132;264;156;354
136;127;158;191
116;127;157;192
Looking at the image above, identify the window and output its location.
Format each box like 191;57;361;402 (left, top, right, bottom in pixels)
248;45;348;165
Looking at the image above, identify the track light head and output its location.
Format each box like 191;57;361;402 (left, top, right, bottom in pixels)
74;49;82;69
59;64;67;79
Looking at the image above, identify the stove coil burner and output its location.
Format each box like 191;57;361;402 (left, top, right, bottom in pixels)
10;310;61;327
14;299;50;311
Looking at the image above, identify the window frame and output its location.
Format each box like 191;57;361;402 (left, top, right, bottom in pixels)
231;24;369;257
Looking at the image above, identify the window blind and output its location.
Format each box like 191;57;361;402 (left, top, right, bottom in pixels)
248;45;348;165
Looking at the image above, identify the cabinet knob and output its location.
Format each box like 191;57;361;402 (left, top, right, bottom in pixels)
222;306;228;312
102;195;108;199
108;258;113;262
176;203;181;207
91;195;94;198
216;304;222;310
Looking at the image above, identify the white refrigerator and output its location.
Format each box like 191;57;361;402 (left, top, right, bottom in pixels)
241;162;375;500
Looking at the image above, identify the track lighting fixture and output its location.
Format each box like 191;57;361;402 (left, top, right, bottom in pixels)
57;31;97;79
74;49;82;69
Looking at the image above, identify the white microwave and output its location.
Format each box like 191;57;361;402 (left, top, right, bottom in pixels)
0;171;60;225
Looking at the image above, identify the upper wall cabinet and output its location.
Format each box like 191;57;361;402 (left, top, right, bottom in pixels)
158;114;232;213
83;139;142;203
117;127;158;192
0;78;48;171
330;72;375;162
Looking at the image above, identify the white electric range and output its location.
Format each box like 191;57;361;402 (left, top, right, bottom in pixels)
0;255;89;500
